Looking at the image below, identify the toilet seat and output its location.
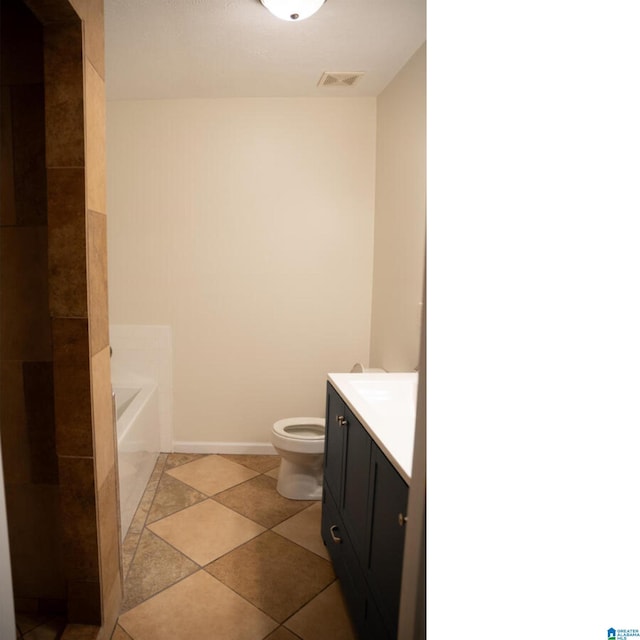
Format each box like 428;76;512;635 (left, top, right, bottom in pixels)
273;417;325;439
271;417;325;454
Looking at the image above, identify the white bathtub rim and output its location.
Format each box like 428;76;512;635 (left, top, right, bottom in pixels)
112;372;155;388
114;381;158;447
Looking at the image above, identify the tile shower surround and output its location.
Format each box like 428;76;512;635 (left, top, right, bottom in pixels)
111;453;357;640
1;0;118;635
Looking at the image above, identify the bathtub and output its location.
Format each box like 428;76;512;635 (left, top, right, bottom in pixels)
114;382;160;538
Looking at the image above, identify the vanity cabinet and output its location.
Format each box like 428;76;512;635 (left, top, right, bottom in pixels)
322;382;409;640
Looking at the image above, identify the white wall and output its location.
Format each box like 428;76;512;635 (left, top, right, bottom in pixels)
107;98;377;447
370;43;426;372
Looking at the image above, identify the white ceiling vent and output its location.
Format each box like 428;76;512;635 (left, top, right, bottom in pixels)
318;71;364;88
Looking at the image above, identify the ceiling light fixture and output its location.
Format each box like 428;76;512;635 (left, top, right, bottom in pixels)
260;0;326;21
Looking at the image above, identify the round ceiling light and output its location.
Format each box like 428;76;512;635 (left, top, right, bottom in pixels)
260;0;326;21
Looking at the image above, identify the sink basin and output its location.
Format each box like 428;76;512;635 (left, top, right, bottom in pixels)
349;376;418;414
327;371;419;482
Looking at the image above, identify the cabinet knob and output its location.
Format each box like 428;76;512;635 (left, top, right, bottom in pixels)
336;415;348;427
398;513;408;527
329;525;343;544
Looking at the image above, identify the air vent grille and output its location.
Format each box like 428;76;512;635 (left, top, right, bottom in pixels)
318;71;364;88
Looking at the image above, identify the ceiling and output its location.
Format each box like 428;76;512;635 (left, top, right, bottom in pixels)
104;0;426;101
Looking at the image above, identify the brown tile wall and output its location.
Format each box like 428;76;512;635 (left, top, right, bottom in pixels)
0;0;66;614
2;0;120;637
48;168;88;318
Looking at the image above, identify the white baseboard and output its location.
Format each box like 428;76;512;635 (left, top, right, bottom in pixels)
172;441;278;455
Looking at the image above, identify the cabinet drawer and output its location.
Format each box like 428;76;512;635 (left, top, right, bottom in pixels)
321;485;366;637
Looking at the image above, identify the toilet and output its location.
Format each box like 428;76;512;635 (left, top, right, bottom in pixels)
271;417;325;500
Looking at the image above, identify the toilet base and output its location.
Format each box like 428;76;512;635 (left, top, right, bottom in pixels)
275;455;323;500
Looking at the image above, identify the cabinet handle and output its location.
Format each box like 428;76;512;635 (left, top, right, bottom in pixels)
337;415;348;427
329;525;343;544
398;513;408;527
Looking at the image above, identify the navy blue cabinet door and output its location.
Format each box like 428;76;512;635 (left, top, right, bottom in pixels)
324;383;345;505
367;443;409;638
341;405;372;567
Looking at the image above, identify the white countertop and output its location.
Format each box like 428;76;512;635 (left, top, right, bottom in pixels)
327;372;418;484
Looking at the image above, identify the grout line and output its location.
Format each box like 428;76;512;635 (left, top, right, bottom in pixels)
138;526;203;571
199;570;281;631
143;494;209;527
270;626;304;640
268;528;333;563
120;554;201;614
117;453;340;637
278;578;341;628
121;453;167;584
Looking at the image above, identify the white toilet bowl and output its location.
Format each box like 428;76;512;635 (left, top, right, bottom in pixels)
271;417;325;500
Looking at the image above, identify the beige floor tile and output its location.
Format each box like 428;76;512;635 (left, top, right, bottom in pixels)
205;531;335;623
166;455;259;495
110;625;133;640
146;473;207;524
284;582;357;640
219;454;281;473
122;528;199;611
213;475;314;528
272;503;329;560
148;499;265;566
264;627;302;640
164;453;204;470
118;571;278;640
265;465;280;480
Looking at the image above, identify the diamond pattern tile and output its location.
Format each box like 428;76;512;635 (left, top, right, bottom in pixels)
146;473;207;524
264;627;303;640
219;453;281;473
285;581;357;640
214;475;314;528
113;455;356;640
164;452;204;470
122;528;199;611
272;502;329;560
147;499;265;565
111;625;134;640
166;455;259;495
205;530;335;623
265;465;280;480
118;571;278;640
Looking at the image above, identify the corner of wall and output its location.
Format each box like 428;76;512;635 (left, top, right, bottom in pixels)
369;43;426;372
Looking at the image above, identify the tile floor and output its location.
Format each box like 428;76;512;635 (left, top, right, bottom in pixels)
111;453;357;640
14;612;66;639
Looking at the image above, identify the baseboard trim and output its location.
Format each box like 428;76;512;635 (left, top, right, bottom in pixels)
172;441;278;455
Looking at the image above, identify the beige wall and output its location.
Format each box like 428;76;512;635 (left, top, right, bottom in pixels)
369;43;426;372
107;98;377;446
